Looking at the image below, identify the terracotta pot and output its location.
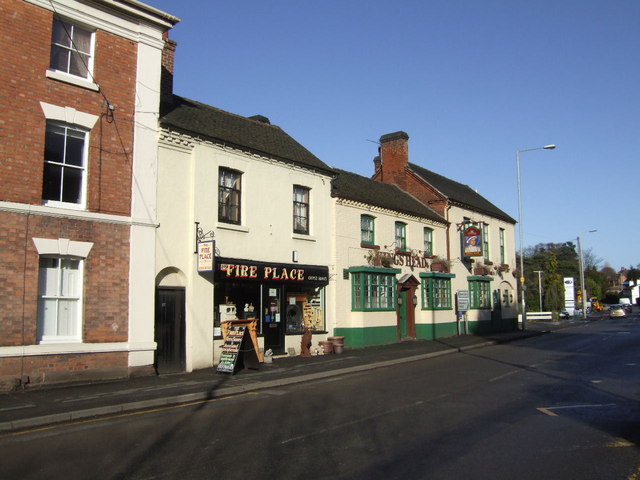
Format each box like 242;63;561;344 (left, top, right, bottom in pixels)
318;341;333;354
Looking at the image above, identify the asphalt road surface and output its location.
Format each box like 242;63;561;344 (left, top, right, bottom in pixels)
1;317;639;480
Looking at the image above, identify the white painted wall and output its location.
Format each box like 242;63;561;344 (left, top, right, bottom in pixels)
157;133;333;369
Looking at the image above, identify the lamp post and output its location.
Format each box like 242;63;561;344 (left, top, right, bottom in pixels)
517;144;556;330
534;270;544;311
578;229;597;319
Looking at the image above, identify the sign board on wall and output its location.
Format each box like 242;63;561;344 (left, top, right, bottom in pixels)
463;226;483;257
197;240;215;272
457;290;470;312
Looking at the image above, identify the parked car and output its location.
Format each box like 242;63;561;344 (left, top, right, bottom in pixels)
609;305;627;318
559;310;571;319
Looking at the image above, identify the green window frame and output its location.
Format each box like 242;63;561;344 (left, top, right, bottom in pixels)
349;267;399;311
361;215;375;246
423;227;433;255
420;273;454;310
482;223;490;262
499;228;505;264
469;277;492;309
395;222;407;251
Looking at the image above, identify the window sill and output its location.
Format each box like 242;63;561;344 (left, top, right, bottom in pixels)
43;200;86;211
46;69;100;91
292;233;316;242
217;223;249;233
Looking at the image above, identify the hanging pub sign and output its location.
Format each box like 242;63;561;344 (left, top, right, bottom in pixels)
197;240;215;272
463;226;483;257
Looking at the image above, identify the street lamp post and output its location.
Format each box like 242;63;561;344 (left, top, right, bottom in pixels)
517;144;556;330
578;229;597;319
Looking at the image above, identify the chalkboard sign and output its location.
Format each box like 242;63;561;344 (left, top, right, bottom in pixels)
217;325;260;374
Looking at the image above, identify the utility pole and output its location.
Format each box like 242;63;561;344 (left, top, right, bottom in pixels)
534;270;544;311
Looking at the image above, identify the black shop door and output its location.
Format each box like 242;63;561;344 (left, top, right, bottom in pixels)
155;287;186;373
262;287;285;355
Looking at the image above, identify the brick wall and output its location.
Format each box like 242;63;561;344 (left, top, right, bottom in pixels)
0;352;129;391
0;0;138;216
0;211;130;347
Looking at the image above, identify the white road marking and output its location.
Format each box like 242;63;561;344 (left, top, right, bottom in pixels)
537;403;616;416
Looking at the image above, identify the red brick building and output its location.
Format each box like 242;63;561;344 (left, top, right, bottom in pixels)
0;0;178;390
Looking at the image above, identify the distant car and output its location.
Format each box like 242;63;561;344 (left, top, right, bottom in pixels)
609;305;627;318
559;311;571;319
619;298;632;313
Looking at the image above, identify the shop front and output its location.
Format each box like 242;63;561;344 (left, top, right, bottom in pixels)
214;257;329;355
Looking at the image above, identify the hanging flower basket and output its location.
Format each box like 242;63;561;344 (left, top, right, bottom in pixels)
430;256;450;273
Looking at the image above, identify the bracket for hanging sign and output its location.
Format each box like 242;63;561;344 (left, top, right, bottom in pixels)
194;221;215;254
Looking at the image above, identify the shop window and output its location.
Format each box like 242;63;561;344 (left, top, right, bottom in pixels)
285;290;325;334
351;269;397;311
293;185;310;234
37;257;83;343
50;19;94;80
395;222;407;251
42;122;88;207
421;273;453;310
218;168;242;224
423;227;433;255
469;278;492;309
361;215;375;246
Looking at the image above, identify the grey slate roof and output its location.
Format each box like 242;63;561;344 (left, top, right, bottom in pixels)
409;163;516;224
331;169;447;225
160;95;334;176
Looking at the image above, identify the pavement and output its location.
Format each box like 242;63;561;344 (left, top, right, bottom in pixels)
0;318;596;434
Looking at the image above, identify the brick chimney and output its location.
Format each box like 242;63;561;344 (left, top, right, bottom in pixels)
378;131;409;189
161;32;177;101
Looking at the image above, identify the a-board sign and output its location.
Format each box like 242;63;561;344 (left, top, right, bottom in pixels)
457;290;470;312
217;325;260;374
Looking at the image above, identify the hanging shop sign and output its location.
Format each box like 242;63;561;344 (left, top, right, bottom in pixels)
215;257;329;285
197;240;215;272
462;226;483;257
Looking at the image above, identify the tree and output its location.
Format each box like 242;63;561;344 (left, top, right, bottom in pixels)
582;248;602;270
626;268;640;283
543;252;565;317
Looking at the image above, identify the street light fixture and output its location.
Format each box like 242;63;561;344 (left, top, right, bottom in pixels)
578;229;597;320
517;144;556;330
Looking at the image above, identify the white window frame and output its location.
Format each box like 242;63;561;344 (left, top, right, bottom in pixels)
39;103;98;210
48;18;96;82
33;238;93;345
42;122;89;208
37;256;84;344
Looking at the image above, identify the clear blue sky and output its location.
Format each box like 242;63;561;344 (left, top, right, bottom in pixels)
149;0;640;270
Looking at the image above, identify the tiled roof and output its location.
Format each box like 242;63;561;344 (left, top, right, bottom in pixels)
331;169;447;225
160;95;334;175
409;163;516;223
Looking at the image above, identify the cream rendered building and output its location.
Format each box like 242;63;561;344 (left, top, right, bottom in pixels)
330;169;451;347
373;132;519;335
156;97;334;371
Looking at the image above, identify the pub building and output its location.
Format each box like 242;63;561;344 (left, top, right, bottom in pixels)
213;258;329;355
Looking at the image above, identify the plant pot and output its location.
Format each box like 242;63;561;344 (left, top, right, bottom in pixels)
318;341;333;354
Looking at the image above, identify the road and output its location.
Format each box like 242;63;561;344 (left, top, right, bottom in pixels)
1;317;639;480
